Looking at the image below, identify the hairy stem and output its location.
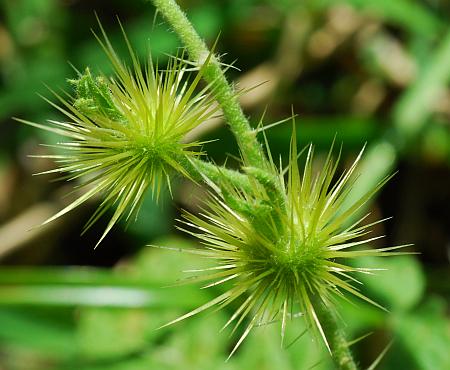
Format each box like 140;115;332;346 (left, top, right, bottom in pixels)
316;303;358;370
150;0;267;170
181;156;252;193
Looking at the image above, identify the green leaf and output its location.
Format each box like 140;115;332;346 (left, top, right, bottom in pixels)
132;237;212;284
339;297;385;334
190;3;223;39
0;266;205;309
0;308;76;356
77;308;148;361
357;255;425;311
312;0;443;37
150;313;230;370
124;190;171;243
394;30;450;140
392;297;450;370
238;320;332;370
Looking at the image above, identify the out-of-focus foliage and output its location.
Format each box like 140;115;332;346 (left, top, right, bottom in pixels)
0;0;449;369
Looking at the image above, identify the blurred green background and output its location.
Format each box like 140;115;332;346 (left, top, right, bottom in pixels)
0;0;449;369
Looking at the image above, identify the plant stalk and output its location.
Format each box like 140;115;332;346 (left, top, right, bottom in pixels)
150;0;267;170
180;156;252;193
316;303;358;370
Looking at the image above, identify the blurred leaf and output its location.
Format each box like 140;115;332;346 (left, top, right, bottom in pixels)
337;141;397;225
74;17;179;72
0;0;68;120
0;267;205;308
129;236;212;285
77;308;148;361
238;320;332;370
313;0;443;37
357;255;426;312
149;313;230;370
190;3;223;39
421;122;450;163
0;308;76;356
392;297;450;370
124;191;171;243
394;30;450;142
72;355;155;370
339;297;385;334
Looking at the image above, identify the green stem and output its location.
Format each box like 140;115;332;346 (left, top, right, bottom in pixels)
178;155;252;193
316;303;358;370
150;0;267;170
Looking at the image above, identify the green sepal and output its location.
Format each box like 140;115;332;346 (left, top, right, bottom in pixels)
69;68;124;122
